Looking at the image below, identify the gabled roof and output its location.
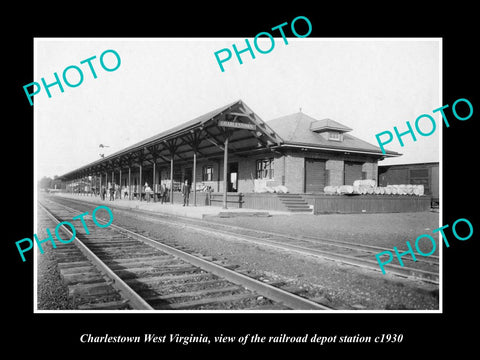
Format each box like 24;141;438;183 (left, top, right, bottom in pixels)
91;100;240;165
60;99;283;180
60;103;400;180
267;112;400;157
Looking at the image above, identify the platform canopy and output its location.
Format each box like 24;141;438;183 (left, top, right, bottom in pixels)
60;99;284;181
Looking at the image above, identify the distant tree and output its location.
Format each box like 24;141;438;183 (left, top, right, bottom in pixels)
38;176;52;190
51;175;66;190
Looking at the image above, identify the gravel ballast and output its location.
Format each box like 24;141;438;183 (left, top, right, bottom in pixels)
38;195;440;310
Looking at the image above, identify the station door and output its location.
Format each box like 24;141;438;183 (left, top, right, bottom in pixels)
228;162;238;192
305;159;326;193
344;161;363;185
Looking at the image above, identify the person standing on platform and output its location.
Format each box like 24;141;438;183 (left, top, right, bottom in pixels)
162;183;169;204
101;185;106;200
181;179;191;207
159;183;165;204
145;182;152;203
109;183;115;201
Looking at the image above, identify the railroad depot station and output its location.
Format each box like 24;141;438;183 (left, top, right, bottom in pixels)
59;100;432;214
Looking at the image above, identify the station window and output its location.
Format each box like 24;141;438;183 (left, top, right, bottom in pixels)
328;131;343;141
256;158;274;179
202;165;214;181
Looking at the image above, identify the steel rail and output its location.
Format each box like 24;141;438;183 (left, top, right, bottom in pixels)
50;196;440;284
140;217;440;284
40;199;332;310
107;222;331;310
127;208;440;265
91;202;440;283
38;202;154;310
59;196;441;263
194;218;441;262
148;207;439;265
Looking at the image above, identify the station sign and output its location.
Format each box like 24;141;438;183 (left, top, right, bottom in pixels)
218;120;256;130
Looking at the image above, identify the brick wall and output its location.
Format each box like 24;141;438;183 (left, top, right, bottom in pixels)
237;157;256;192
191;157;259;193
132;151;379;195
362;161;378;185
326;159;344;186
282;150;379;192
193;160;221;192
272;154;285;186
284;154;305;193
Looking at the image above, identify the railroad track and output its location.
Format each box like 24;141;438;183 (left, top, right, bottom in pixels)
51;195;440;284
37;208;133;310
38;198;331;311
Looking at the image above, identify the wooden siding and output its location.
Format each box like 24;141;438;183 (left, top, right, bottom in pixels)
171;189;432;214
209;193;243;209
304;194;432;214
378;162;439;199
242;193;286;210
208;193;287;210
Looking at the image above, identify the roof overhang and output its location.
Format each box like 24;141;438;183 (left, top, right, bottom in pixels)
274;142;401;158
59;100;284;180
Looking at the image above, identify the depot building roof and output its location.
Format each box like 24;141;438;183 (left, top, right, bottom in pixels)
267;112;398;156
60;100;399;180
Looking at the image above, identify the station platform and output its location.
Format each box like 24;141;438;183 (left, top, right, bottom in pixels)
51;192;292;219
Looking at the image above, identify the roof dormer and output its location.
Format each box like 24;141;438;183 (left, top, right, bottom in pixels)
310;118;352;142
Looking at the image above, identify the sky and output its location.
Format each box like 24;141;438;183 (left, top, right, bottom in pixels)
34;38;441;179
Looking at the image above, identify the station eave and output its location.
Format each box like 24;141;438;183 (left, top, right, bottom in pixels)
275;141;402;158
59;100;283;180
